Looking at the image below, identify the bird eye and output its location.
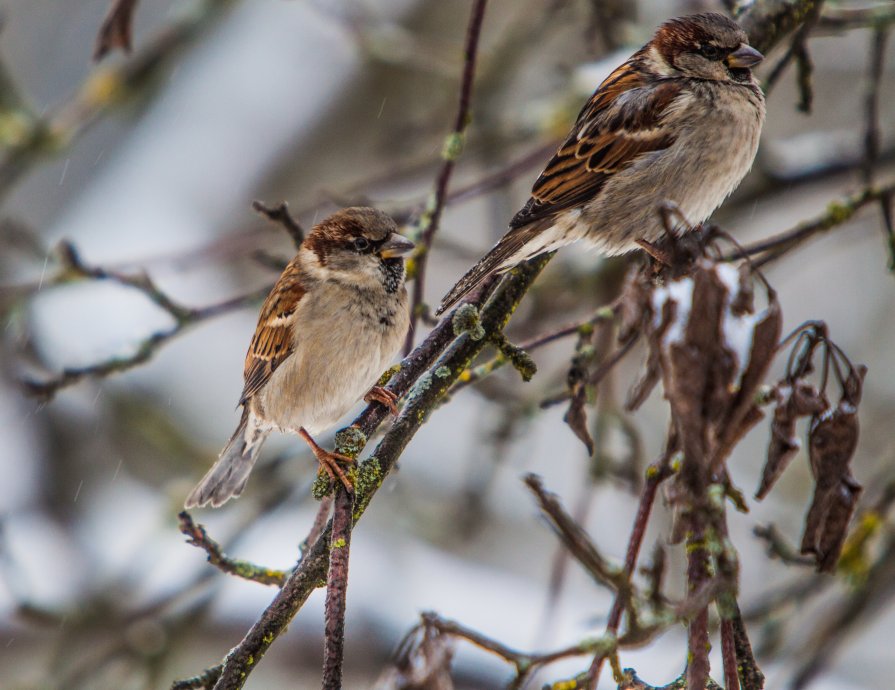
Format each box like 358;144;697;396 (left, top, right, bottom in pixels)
352;237;371;252
698;44;725;60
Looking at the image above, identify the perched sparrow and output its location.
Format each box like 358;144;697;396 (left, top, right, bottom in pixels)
185;207;414;508
437;12;765;314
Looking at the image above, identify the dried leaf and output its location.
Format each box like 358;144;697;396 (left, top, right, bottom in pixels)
800;371;864;567
716;296;782;471
815;476;862;573
562;329;597;454
755;381;826;500
94;0;140;61
663;265;729;483
625;298;674;411
564;384;594;456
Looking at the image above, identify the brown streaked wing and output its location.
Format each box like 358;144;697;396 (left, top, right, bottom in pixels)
509;65;682;230
240;258;305;404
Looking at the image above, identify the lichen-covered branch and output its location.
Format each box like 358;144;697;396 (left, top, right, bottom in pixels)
178;512;287;587
321;488;354;690
201;255;551;690
731;178;895;266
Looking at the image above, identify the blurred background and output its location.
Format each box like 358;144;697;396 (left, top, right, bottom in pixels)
1;0;894;688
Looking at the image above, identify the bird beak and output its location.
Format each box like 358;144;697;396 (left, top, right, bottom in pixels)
378;234;415;259
726;43;763;69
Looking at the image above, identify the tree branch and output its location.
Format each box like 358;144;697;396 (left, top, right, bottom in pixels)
204;255;552;690
178;512;287;587
405;0;488;353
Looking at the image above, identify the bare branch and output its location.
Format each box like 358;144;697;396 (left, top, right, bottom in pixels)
252;200;305;249
21;280;271;402
94;0;141;60
0;0;236;200
729;179;895;266
404;0;488;353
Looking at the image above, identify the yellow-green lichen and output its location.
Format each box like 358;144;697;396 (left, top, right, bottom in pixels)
0;111;34;147
377;364;401;386
407;371;433;402
334;426;367;459
441;131;465;161
352;456;384;520
331;537;347;549
823;200;854;228
311;472;335;500
452;303;485;341
492;333;537;382
550;681;579;690
838;510;883;584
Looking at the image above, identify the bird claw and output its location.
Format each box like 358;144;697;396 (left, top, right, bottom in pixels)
657;200;693;239
364;385;399;416
299;428;355;493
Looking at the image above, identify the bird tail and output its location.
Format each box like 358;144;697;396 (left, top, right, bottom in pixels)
435;222;546;316
184;408;269;509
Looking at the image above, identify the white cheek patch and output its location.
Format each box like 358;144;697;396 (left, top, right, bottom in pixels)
645;45;676;77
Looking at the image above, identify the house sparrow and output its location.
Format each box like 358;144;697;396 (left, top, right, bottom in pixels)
437;12;765;314
185;207;414;508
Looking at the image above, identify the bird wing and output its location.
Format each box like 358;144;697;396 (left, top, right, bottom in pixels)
436;66;684;315
240;258;306;405
509;66;682;229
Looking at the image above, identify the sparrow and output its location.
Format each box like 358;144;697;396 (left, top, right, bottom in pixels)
185;207;414;508
437;12;765;314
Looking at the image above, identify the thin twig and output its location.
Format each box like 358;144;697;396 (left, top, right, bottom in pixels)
524;474;630;597
726;180;895;266
252;200;305;249
178;512;287;587
754;524;815;566
94;0;141;60
404;0;488;354
21;282;272;402
421;611;615;684
862;27;889;185
585;448;675;689
171;666;222;690
446;302;618;397
540;334;638;408
0;0;239;201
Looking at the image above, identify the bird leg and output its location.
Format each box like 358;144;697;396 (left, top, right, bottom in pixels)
364;385;399;416
298;427;355;493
